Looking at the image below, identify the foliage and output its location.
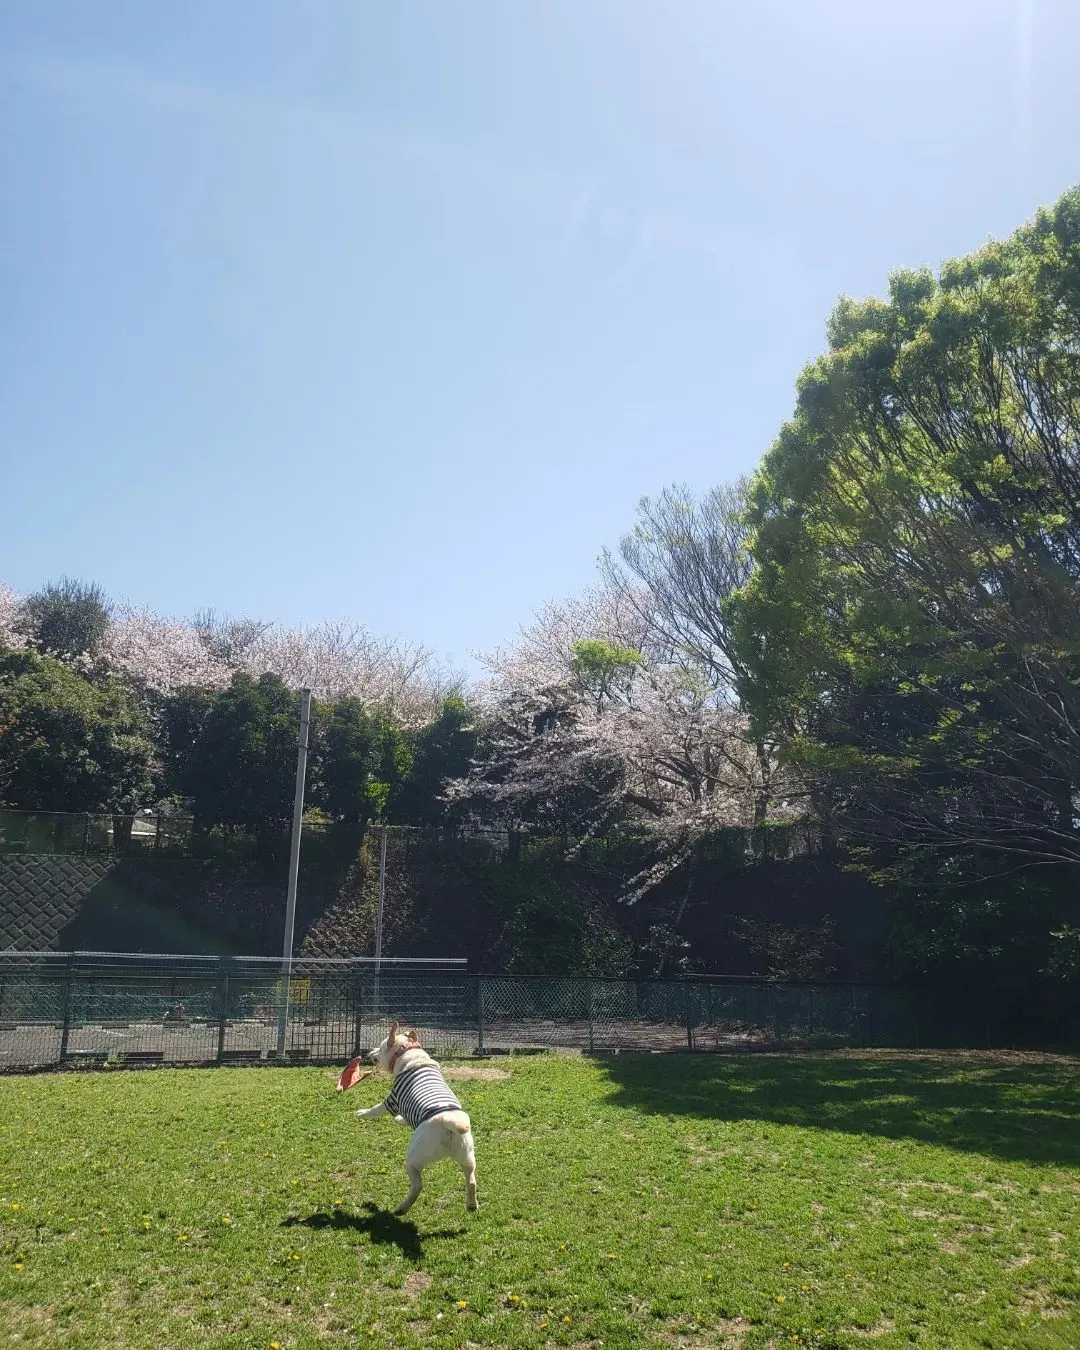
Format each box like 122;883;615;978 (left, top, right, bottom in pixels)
397;695;477;825
16;577;112;662
170;673;303;832
730;915;836;983
0;584;25;652
603;478;753;690
471;864;635;976
738;188;1080;889
449;584;797;898
315;698;412;824
2;1056;1079;1348
0;649;154;812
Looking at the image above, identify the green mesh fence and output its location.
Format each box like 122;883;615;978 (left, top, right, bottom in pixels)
0;952;925;1071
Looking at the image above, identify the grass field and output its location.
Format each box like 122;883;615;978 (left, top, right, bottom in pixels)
1;1051;1079;1349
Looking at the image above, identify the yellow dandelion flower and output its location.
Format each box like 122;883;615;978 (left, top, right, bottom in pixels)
455;1300;468;1310
333;1199;342;1207
221;1215;232;1225
270;1342;281;1349
10;1202;22;1211
801;1284;809;1292
776;1294;785;1303
177;1233;190;1243
13;1262;24;1271
782;1262;790;1270
562;1315;573;1324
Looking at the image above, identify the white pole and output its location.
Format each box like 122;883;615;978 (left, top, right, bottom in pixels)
276;688;313;1055
372;824;388;1017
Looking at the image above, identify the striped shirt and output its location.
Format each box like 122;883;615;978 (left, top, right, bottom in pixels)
385;1064;463;1128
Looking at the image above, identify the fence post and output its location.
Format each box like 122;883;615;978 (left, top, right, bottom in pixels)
770;984;783;1049
586;980;595;1055
850;985;862;1048
476;976;485;1056
352;976;364;1057
216;957;229;1064
683;980;694;1052
58;954;75;1063
82;814;90;856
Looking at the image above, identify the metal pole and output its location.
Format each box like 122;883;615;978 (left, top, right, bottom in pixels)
58;954;76;1064
372;824;388;1017
217;957;230;1065
276;689;313;1056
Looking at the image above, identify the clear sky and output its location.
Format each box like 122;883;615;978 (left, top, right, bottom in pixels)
1;1;1076;673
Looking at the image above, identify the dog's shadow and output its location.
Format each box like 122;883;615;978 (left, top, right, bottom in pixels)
282;1202;462;1261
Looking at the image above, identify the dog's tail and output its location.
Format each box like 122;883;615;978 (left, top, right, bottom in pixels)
440;1111;471;1135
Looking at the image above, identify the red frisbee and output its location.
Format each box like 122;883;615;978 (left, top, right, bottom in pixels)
336;1057;372;1092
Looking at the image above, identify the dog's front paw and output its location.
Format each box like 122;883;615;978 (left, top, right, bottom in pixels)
354;1108;370;1119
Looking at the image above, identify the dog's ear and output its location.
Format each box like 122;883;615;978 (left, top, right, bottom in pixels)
407;1027;420;1044
388;1019;400;1045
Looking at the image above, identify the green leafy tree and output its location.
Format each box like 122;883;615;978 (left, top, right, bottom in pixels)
155;685;217;804
0;649;154;811
396;695;477;825
569;638;642;714
738;187;1080;876
175;673;302;832
314;698;412;824
17;578;112;661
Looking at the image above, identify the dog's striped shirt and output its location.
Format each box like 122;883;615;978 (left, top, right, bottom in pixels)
386;1064;463;1128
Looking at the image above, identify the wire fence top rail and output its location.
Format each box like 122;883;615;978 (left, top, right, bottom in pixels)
0;949;959;1072
0;951;467;965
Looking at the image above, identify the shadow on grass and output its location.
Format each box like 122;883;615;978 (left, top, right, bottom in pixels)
282;1202;462;1260
599;1052;1080;1167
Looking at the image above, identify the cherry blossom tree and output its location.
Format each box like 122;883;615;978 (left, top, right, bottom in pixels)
448;579;799;897
2;581;458;721
0;585;26;652
103;606;234;695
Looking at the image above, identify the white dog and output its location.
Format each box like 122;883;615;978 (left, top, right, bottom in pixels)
337;1021;478;1216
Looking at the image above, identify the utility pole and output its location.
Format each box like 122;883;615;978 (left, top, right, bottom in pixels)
372;823;388;1017
276;688;313;1056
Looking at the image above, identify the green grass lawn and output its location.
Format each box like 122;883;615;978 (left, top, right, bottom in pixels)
1;1051;1079;1349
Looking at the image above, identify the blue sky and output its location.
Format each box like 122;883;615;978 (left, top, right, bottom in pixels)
1;1;1076;673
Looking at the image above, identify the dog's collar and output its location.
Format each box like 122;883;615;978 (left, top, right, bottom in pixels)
387;1040;421;1073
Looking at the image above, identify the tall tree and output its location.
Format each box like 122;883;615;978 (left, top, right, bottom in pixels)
175;673;303;832
738;187;1080;876
17;578;112;662
0;649;154;812
604;479;753;689
604;479;779;824
314;698;412;824
396;695;477;825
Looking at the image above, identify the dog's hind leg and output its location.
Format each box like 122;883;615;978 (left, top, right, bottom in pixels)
394;1164;423;1216
464;1164;478;1212
455;1130;478;1211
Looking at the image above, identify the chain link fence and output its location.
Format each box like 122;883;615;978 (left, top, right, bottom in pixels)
0;951;924;1071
